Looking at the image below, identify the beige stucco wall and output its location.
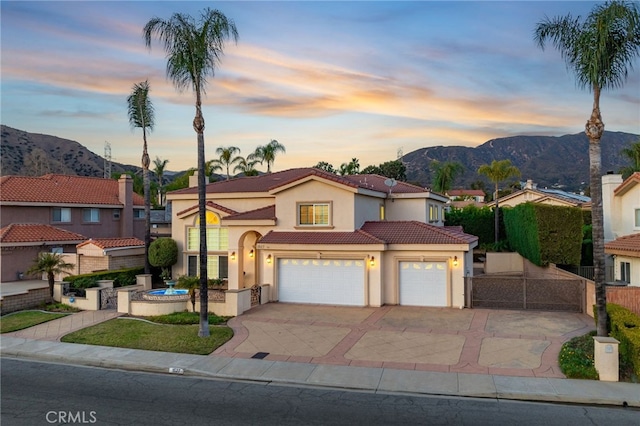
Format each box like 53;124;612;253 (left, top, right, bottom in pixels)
613;255;640;287
617;186;640;238
385;198;426;222
485;252;524;274
354;193;385;228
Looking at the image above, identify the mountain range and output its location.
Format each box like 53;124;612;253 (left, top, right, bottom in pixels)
1;124;637;192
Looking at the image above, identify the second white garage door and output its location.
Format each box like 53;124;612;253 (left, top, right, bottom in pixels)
399;261;448;307
278;258;365;306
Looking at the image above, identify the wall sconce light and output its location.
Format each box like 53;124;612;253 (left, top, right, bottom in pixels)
266;254;272;264
249;249;254;258
230;251;236;261
369;256;375;267
453;256;458;267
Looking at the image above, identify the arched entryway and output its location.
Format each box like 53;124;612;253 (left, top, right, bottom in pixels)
238;231;262;289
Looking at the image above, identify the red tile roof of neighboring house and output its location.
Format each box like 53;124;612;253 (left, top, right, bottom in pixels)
447;189;485;197
605;233;640;257
176;201;238;217
224;205;276;221
170;168;429;196
76;237;144;249
0;223;86;244
614;172;640;196
361;221;478;245
0;174;144;206
259;230;386;245
259;222;478;246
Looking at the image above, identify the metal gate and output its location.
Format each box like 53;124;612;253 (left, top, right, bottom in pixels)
100;288;118;310
470;276;583;312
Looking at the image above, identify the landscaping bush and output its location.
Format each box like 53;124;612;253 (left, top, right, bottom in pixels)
63;267;144;288
67;276;99;297
148;238;178;280
558;331;599;380
445;205;505;246
607;304;640;379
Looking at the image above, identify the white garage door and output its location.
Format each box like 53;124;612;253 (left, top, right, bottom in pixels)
399;261;448;307
278;258;365;306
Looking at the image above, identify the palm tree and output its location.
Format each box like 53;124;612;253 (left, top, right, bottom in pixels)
535;0;640;337
478;159;521;244
204;159;222;182
153;156;169;206
144;8;238;337
209;146;242;180
27;252;75;299
234;156;260;176
431;161;464;193
250;139;285;173
127;80;155;274
339;158;360;176
620;141;640;179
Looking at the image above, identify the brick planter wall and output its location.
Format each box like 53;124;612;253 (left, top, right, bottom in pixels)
0;288;50;315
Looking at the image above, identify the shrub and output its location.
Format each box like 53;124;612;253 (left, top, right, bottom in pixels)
607;304;640;379
148;238;178;280
63;267;144;288
558;331;599;380
68;276;99;297
445;205;504;246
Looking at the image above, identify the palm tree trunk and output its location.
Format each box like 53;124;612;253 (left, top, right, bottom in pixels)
194;89;210;338
494;182;499;244
142;130;151;275
586;86;607;337
47;271;55;299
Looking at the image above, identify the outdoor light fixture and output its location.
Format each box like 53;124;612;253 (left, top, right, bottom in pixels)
266;254;272;264
230;252;236;261
369;256;375;267
453;256;459;267
249;249;254;258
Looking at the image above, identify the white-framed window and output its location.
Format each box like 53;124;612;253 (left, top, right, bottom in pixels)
187;255;228;279
621;262;631;284
52;207;71;223
298;203;330;226
429;204;439;223
134;209;145;219
635;209;640;228
187;228;229;251
82;208;100;223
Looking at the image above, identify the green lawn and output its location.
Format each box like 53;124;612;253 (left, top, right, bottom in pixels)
1;311;69;334
61;318;233;355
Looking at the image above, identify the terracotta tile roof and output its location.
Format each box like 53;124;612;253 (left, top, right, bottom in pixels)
447;189;485;197
259;230;385;245
176;201;238;217
169;168;428;196
605;233;640;257
224;205;276;221
361;221;479;245
77;237;144;249
0;223;86;244
614;172;640;196
0;174;144;206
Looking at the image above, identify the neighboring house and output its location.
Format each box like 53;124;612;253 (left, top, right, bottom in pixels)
446;189;485;209
0;174;145;282
488;180;591;210
150;204;172;238
167;168;478;313
0;224;86;282
603;172;640;286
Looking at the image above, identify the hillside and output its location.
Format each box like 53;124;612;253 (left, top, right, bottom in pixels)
403;131;638;191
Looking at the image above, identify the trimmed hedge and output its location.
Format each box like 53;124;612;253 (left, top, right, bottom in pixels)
63;267;143;288
445;205;505;246
503;203;582;266
607;304;640;379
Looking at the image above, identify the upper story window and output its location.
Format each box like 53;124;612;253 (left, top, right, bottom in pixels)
429;204;440;223
134;209;145;219
299;203;330;226
635;209;640;228
187;228;229;251
380;205;385;221
83;208;100;223
620;262;631;284
52;207;71;223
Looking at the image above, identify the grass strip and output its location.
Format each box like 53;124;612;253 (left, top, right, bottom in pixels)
61;318;233;355
1;311;69;333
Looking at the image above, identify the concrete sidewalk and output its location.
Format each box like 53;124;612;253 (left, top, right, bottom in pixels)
1;310;638;408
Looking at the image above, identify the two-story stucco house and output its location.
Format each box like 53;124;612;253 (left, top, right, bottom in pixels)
167;168;478;314
0;174;145;282
603;172;640;286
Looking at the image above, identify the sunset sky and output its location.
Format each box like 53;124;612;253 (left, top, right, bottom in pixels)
2;1;639;174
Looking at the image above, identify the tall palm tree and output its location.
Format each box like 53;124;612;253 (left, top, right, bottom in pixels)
478;159;521;244
620;141;640;179
209;146;242;180
27;252;75;299
127;80;155;274
153;156;169;206
144;8;238;337
431;161;464;193
250;139;285;173
535;0;640;337
234;156;260;176
339;158;360;176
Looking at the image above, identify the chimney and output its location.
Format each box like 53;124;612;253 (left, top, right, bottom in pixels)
118;174;133;237
525;179;533;190
189;171;199;188
602;173;623;243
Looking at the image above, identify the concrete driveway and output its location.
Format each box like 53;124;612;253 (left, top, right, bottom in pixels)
216;304;595;378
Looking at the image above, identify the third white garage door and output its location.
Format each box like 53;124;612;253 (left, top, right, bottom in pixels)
399;261;448;307
278;258;365;306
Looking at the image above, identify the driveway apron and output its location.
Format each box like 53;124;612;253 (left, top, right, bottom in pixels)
216;304;595;378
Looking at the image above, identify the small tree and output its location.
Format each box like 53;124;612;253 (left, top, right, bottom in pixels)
27;252;75;298
148;238;178;281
